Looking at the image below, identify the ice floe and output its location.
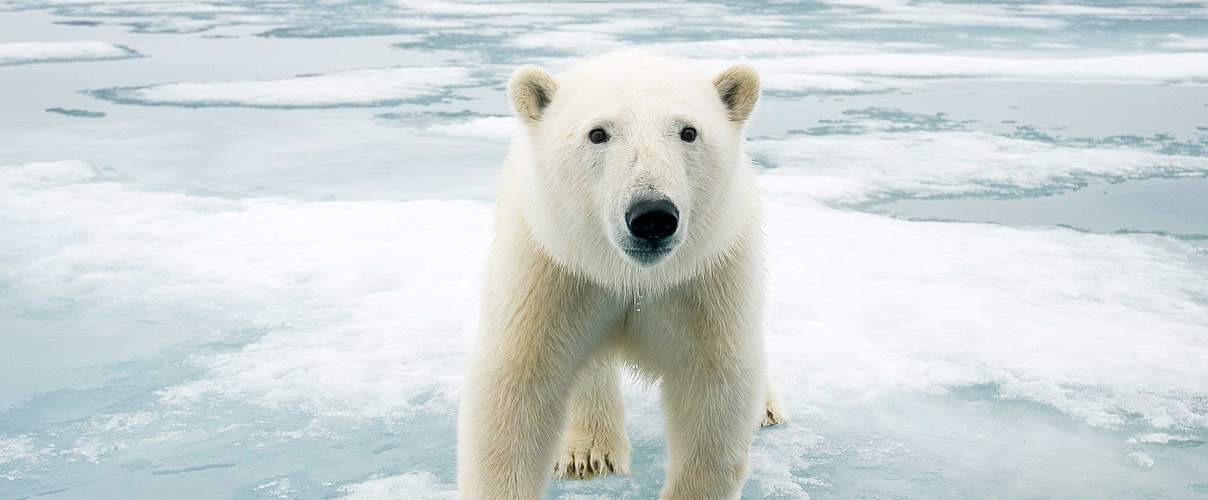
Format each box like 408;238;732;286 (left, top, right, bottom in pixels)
1161;34;1208;51
752;129;1208;205
1;161;487;419
753;52;1208;84
9;0;1207;52
2;158;1206;495
506;46;1208;95
0;41;139;66
763;201;1208;430
726;52;1208;95
4;157;1206;445
1128;432;1205;446
376;112;516;142
88;66;475;108
817;0;1208;28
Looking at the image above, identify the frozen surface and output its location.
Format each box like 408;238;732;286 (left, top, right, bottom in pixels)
0;40;138;65
752;127;1208;205
2;1;1207;499
90;66;477;108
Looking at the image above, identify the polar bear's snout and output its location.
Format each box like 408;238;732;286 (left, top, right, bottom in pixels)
625;197;678;242
620;195;680;265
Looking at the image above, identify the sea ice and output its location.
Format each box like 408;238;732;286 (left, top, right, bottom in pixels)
0;41;139;66
752;129;1208;205
754;52;1208;83
3;158;1205;496
3;0;1208;497
88;66;476;108
342;472;456;500
723;52;1208;96
375;111;517;142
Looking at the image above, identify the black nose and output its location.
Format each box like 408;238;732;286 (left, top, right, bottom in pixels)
626;198;679;243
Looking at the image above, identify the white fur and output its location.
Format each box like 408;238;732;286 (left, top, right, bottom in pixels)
457;51;784;500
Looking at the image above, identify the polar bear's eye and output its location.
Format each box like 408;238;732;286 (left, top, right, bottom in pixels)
680;127;697;143
588;128;608;144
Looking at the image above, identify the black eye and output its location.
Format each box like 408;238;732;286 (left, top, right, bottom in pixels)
680;127;697;143
588;128;608;144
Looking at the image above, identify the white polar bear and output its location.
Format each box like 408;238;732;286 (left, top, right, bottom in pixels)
457;51;785;500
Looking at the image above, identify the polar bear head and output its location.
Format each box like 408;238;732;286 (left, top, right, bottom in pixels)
506;51;761;291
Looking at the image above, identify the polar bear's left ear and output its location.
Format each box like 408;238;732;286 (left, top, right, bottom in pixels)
713;64;760;123
508;65;558;123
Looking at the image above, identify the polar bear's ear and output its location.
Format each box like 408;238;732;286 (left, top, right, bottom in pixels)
712;64;760;123
508;65;558;123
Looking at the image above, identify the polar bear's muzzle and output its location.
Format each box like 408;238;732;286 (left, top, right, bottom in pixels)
620;196;680;266
627;198;678;242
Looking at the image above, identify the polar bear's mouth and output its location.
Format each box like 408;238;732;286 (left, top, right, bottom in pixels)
620;240;678;266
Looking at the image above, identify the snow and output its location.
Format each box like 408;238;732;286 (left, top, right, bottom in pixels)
736;53;1208;96
425;115;516;141
90;67;475;108
1129;451;1155;468
0;436;38;466
1128;433;1204;445
1161;34;1208;50
753;130;1208;205
817;0;1068;29
1;160;486;418
342;472;456;499
0;41;139;65
508;43;1208;95
3;155;1207;494
763;201;1208;430
816;0;1208;27
15;155;1194;430
756;72;900;94
776;53;1208;82
6;168;469;414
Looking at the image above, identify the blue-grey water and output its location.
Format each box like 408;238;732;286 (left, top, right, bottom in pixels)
877;176;1208;236
2;1;1207;499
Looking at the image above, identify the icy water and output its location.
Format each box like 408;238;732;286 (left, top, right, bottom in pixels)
2;1;1208;499
877;176;1208;236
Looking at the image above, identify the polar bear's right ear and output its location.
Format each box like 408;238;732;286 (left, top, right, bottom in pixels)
508;65;558;123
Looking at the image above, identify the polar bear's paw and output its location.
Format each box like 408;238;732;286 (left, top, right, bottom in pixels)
760;395;789;428
553;430;631;480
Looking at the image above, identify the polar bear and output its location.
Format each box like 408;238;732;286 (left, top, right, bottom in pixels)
457;51;785;500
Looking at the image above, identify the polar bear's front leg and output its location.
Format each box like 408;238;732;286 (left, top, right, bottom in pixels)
555;352;631;480
658;355;762;500
457;251;618;500
649;261;766;500
458;335;580;499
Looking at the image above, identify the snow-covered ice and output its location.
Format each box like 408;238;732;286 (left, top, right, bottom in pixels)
753;128;1208;205
90;67;476;108
3;154;1205;497
342;473;457;500
2;0;1207;498
745;52;1208;92
0;41;139;65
